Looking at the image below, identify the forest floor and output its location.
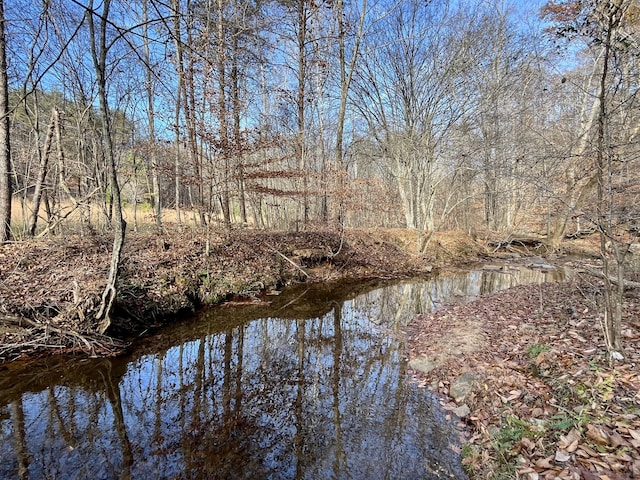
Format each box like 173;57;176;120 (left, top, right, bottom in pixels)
405;270;640;479
1;227;639;478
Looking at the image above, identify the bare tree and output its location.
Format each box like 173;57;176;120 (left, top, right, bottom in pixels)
334;0;367;226
26;108;56;236
352;0;479;245
216;0;231;228
172;0;184;227
142;0;162;230
86;0;127;333
543;0;640;357
592;0;636;356
0;0;11;243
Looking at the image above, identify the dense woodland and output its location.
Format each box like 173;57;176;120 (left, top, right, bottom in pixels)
0;0;639;345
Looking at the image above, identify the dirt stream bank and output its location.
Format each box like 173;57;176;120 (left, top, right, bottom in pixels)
0;228;473;361
1;228;639;479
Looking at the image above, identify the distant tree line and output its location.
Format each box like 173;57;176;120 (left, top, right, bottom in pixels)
0;0;634;238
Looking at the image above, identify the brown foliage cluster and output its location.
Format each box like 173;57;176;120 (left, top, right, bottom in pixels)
540;1;584;23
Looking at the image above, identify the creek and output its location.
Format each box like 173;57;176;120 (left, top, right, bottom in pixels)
0;264;567;479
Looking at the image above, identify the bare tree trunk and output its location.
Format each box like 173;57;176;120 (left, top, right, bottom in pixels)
27;109;57;236
548;55;602;249
296;0;308;226
143;0;162;230
217;0;231;229
231;30;247;226
173;0;183;227
183;0;204;226
88;0;126;334
335;0;366;226
596;3;622;355
0;0;11;243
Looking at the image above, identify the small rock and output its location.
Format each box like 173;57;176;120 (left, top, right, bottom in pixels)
449;372;479;402
452;404;471;418
408;356;437;374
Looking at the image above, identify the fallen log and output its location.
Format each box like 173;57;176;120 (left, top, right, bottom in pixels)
489;236;547;253
578;267;640;289
565;228;597;239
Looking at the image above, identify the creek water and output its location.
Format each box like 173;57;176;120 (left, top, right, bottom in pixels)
0;265;567;479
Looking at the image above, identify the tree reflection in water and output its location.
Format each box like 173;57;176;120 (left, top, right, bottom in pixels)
0;267;562;479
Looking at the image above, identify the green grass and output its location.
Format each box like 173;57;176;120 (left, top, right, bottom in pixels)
526;343;549;358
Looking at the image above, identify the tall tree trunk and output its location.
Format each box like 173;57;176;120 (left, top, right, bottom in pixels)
0;0;11;243
88;0;126;334
231;30;247;226
596;2;623;355
296;0;308;226
184;0;204;225
335;0;366;226
143;0;162;230
548;55;602;249
173;0;183;226
217;0;231;228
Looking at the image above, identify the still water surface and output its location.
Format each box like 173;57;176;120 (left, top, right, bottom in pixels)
0;266;565;479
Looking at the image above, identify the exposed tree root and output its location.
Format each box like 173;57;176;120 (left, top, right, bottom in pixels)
0;314;127;362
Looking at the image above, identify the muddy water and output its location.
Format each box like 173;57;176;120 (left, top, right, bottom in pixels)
0;266;565;479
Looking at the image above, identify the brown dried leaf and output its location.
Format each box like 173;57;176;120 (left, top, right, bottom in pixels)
575;445;599;458
520;472;539;480
521;436;536;451
555;449;572;463
585;423;610;445
586;458;610;469
558;428;581;452
576;467;600;480
500;389;523;403
534;455;555;469
608;431;629;448
535;351;550;366
531;407;544;417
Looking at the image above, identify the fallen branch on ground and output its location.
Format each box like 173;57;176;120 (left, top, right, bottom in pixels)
578;267;640;289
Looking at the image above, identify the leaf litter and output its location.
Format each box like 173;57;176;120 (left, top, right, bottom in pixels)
405;274;640;479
